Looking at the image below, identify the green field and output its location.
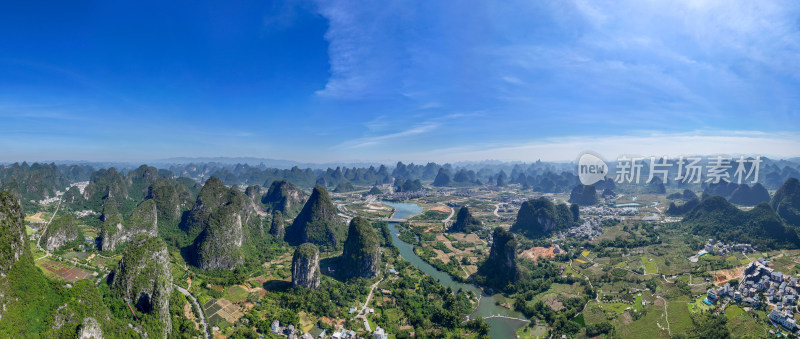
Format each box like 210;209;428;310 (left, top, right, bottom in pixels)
641;256;658;274
667;301;693;335
615;304;669;339
533;283;581;303
725;305;768;337
595;294;643;316
62;251;89;260
225;285;249;303
517;323;549;338
724;305;744;318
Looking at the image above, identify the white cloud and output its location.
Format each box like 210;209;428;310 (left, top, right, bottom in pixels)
399;131;800;163
335;122;439;149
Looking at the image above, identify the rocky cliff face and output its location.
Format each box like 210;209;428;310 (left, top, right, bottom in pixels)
449;206;482;233
78;317;103;339
340;217;380;278
245;185;262;204
270;210;285;240
127;165;159;200
84;168;128;207
292;243;321;289
111;235;173;337
182;177;234;237
0;191;28;277
187;177;258;270
146;178;192;225
41;214;82;251
262;180;306;218
484;227;518;282
287;185;345;250
195;205;245;270
101;199;158;251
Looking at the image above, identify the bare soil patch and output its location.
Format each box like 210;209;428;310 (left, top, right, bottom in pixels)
544;297;564;312
620;311;634;325
710;265;746;286
430;205;452;213
521;246;558;261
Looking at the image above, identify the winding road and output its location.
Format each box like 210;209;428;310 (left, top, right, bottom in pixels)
174;284;210;339
443;206;455;223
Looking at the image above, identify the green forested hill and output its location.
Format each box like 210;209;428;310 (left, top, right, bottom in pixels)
683;195;800;249
286;185;345;250
771;177;800;226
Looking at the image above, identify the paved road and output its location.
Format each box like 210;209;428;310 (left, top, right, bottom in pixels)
174;284;210;339
493;203;501;217
36;196;62;251
443;206;455;223
356;277;384;332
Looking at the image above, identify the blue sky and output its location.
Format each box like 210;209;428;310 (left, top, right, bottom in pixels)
1;0;799;163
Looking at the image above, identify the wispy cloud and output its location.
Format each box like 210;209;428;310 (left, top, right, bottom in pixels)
313;0;800;134
335;121;439;149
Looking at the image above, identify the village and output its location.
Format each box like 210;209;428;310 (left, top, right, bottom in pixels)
704;256;800;335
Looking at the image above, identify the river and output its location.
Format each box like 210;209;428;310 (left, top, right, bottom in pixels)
381;201;529;338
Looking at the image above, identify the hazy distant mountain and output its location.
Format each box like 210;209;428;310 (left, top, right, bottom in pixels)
153;157;385;170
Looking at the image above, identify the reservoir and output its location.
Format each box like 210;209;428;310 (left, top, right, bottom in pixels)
382;201;529;338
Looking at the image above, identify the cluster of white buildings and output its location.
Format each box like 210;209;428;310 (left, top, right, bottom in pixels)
707;259;800;332
381;190;428;200
270;320;388;339
580;206;637;216
701;239;756;256
270;321;312;339
559;217;603;240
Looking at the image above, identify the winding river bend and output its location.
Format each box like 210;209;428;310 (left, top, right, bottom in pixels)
382;201;528;339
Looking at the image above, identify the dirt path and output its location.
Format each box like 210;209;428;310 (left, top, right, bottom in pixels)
571;260;600;318
657;296;671;336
